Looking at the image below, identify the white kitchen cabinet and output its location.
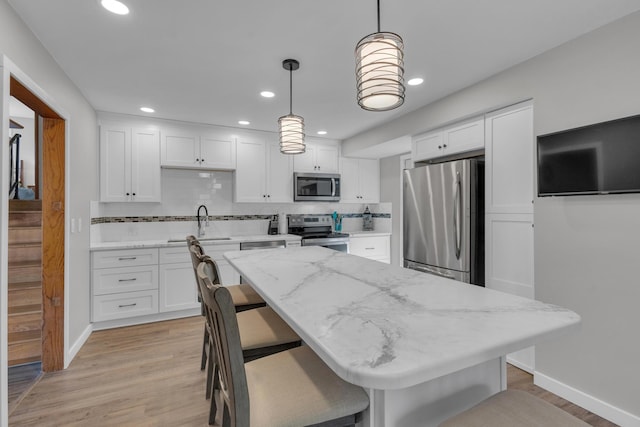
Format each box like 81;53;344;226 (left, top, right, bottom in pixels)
99;125;161;202
235;136;293;203
349;234;390;263
293;141;340;173
412;118;484;162
340;158;380;203
91;248;160;322
484;101;534;372
158;247;200;313
161;128;236;170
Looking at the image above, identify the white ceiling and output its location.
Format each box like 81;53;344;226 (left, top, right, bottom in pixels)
8;0;640;147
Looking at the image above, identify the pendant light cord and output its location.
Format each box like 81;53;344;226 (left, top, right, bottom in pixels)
289;67;293;115
377;0;381;32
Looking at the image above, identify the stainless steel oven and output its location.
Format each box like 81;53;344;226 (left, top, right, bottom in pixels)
288;214;350;252
294;172;340;202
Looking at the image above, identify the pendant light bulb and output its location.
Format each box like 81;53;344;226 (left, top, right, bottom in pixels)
355;0;405;111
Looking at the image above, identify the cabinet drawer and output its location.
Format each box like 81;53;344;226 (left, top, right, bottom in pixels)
92;248;158;269
159;246;190;264
92;290;158;322
350;236;390;259
92;265;158;295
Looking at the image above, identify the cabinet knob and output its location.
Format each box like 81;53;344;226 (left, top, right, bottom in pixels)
126;192;130;196
443;144;447;148
267;195;271;198
263;194;266;198
132;193;136;196
201;159;205;163
195;158;200;163
438;145;442;149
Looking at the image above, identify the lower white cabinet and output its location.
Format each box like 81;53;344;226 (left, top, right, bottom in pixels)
92;290;159;322
159;262;200;313
349;234;390;264
91;248;160;322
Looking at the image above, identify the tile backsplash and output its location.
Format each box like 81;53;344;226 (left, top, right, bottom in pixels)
91;168;391;243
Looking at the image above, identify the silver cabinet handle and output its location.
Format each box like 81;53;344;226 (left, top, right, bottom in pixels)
118;257;137;261
118;278;137;282
118;303;137;308
453;171;461;260
365;247;375;250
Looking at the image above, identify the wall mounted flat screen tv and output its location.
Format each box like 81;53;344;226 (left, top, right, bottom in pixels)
537;114;640;196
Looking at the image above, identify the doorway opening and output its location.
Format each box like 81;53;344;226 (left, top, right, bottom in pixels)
6;75;66;413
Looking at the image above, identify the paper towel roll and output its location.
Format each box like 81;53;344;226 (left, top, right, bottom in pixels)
278;212;287;234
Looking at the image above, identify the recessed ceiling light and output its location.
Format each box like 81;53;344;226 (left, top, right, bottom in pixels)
317;131;327;135
407;78;424;86
238;120;250;125
140;107;154;113
260;91;275;98
101;0;129;15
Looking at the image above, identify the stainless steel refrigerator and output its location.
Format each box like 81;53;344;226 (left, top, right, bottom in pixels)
403;159;484;285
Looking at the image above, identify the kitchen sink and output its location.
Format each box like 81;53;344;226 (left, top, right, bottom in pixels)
167;237;232;243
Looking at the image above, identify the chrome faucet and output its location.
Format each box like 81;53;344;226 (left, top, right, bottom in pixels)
197;204;209;237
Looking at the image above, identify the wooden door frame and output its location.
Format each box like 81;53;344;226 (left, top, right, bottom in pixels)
3;67;68;372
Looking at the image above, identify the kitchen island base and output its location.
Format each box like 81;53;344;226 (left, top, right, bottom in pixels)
363;357;504;427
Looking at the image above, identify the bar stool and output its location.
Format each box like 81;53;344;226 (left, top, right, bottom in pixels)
196;256;301;422
187;236;265;372
439;389;590;427
197;263;370;427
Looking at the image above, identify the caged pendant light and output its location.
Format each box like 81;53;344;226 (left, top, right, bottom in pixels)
278;59;305;154
355;0;405;111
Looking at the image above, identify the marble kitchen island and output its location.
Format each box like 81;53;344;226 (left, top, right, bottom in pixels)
224;246;580;427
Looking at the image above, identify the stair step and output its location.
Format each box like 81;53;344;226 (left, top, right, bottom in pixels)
9;330;41;344
8;304;42;316
9;200;42;212
9;227;42;245
8;287;42;309
8;244;42;264
8;312;42;334
8;281;42;292
8;340;41;367
8;261;42;284
9;212;42;228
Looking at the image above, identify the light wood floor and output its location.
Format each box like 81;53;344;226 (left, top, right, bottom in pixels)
9;316;617;426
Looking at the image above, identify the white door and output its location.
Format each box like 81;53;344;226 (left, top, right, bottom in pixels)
267;141;294;203
131;129;161;202
100;125;130;202
200;135;236;170
315;144;339;172
235;138;267;202
161;130;200;168
358;158;380;203
158;263;200;312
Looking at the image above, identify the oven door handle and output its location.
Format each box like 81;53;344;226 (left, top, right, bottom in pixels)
331;178;336;197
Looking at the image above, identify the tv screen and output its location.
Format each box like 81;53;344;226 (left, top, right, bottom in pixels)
537;114;640;196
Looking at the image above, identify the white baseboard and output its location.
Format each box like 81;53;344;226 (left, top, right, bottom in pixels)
535;371;640;427
66;323;93;368
506;356;533;374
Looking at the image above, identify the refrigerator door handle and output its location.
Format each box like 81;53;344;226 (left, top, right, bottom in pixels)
453;171;462;260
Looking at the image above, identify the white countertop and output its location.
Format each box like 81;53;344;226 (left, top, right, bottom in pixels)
90;234;302;251
348;231;391;237
224;246;580;390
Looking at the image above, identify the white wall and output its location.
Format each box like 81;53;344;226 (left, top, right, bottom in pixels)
0;2;97;421
354;10;640;424
380;155;402;266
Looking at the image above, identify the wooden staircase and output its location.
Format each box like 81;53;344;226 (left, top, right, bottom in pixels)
8;200;43;366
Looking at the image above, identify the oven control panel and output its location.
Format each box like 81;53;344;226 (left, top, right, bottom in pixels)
288;215;332;227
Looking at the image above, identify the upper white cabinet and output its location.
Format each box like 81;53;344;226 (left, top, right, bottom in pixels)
99;124;161;203
485;104;534;214
235;136;293;203
293;141;340;173
161;127;236;170
340;158;380;203
413;118;484;162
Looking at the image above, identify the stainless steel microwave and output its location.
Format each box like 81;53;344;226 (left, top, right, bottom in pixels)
293;172;340;202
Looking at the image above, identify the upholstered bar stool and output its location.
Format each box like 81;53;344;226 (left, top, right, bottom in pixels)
439;389;590;427
187;236;265;373
197;256;301;417
198;264;370;427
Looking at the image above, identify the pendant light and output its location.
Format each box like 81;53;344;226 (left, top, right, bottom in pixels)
355;0;405;111
278;59;305;154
